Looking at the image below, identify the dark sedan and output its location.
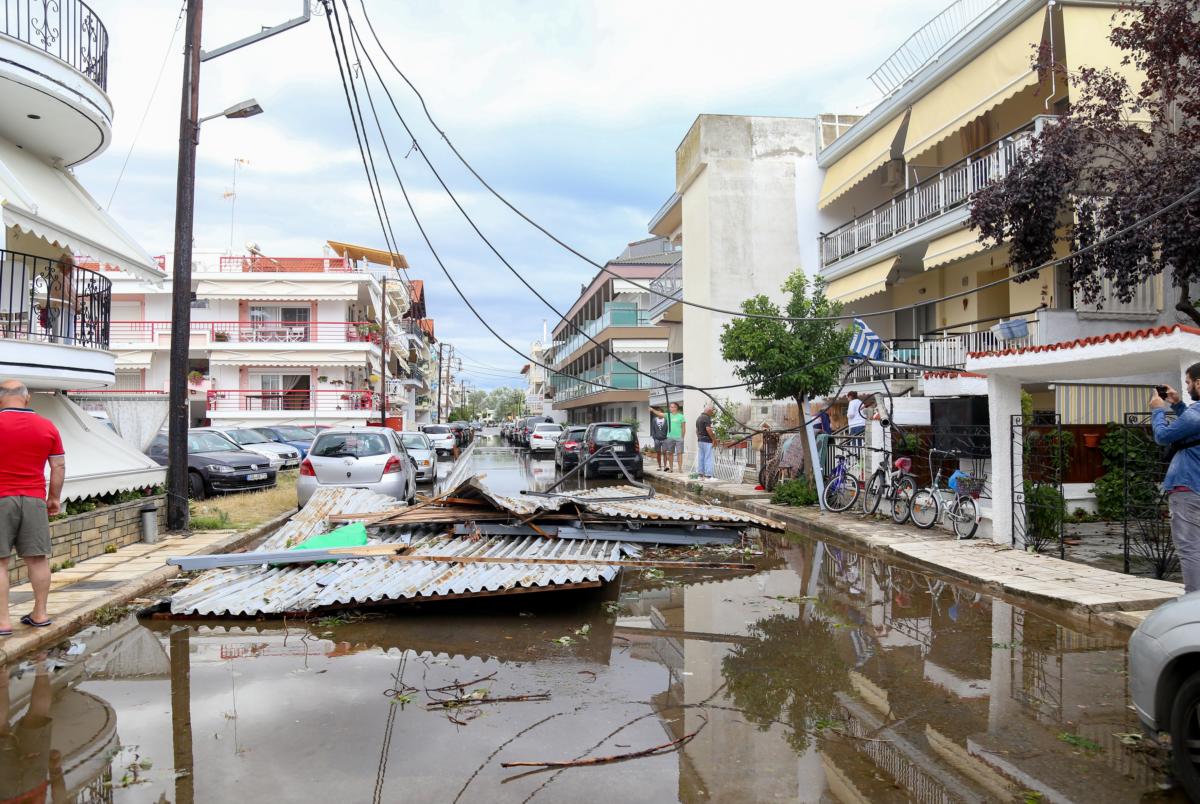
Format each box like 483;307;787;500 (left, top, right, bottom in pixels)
146;431;277;499
554;425;589;472
580;422;643;480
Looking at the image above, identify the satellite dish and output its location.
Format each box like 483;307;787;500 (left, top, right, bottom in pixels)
246;241;262;255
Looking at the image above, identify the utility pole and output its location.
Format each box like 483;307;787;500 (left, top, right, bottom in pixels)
435;342;445;423
379;274;389;428
166;0;203;532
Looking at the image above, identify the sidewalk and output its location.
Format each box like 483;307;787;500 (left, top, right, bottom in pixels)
643;466;1181;631
0;509;295;663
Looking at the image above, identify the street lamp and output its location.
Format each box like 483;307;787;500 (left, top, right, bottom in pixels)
198;98;262;124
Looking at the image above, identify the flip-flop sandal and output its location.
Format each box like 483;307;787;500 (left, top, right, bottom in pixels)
0;629;11;637
20;615;52;628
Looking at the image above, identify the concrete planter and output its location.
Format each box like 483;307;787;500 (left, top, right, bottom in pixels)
6;495;166;586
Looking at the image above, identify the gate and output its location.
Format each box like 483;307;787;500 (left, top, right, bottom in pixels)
1121;412;1177;579
1011;414;1067;557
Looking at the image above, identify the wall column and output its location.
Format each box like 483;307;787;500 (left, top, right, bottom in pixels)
988;374;1022;546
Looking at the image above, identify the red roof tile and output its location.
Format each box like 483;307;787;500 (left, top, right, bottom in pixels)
923;370;987;379
968;325;1200;360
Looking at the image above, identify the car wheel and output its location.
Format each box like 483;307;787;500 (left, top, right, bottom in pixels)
1171;672;1200;798
188;471;206;501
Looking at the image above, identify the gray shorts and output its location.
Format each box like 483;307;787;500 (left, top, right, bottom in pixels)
663;438;683;456
0;496;51;558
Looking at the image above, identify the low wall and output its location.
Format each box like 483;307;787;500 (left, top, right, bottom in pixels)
6;495;165;586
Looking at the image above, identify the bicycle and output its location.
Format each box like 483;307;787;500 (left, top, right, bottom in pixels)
909;449;984;539
822;448;861;513
862;446;917;524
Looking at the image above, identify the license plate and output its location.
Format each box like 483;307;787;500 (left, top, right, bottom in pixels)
246;473;267;481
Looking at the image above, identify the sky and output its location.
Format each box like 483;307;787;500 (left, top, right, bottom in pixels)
77;0;949;390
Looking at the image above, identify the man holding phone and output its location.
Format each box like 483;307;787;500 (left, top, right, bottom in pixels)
1150;364;1200;593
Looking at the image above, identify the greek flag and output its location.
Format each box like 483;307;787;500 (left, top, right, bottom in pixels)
849;318;882;359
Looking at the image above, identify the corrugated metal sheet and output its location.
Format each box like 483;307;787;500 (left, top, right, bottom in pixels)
259;487;402;551
170;531;639;616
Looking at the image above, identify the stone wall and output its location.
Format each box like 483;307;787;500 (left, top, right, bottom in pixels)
6;495;165;586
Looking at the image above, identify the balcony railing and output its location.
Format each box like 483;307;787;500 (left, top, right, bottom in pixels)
2;0;108;89
842;317;1039;384
552;361;653;403
820;124;1035;266
0;249;111;348
646;261;683;320
555;307;655;363
206;389;377;413
109;321;382;345
866;0;1002;96
215;256;354;273
648;358;683;390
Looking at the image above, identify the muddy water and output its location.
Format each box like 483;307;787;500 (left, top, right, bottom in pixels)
1;436;1182;802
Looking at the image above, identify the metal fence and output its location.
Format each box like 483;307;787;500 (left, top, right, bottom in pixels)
0;250;111;349
1;0;108;88
1122;412;1177;579
1011;415;1068;557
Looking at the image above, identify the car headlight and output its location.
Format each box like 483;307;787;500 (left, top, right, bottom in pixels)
205;464;236;474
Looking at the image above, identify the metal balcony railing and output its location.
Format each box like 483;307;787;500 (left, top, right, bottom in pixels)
648;358;683;389
205;389;377;413
555;307;655;363
215;255;355;273
867;0;1002;96
0;249;111;348
646;261;683;320
109;320;382;344
551;361;653;402
820;123;1036;267
2;0;108;89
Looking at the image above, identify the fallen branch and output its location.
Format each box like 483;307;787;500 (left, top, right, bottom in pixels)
501;715;707;768
428;671;499;693
427;692;551;710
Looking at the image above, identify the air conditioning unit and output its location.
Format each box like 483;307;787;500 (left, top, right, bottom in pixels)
882;158;904;189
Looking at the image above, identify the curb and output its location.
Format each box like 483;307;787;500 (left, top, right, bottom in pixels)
0;506;298;664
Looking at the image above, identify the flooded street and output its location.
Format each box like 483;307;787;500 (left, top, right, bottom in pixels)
5;435;1179;802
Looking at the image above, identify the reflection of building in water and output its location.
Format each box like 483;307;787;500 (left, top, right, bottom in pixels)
1;617;168;803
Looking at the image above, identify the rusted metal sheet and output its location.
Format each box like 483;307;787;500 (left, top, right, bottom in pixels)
170;532;638;616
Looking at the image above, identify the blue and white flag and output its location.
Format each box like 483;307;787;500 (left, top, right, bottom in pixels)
849;318;882;359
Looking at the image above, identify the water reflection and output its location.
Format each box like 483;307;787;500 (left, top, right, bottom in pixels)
1;538;1176;801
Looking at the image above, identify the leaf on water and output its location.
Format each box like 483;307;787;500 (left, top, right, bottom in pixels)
551;636;575;646
1057;731;1102;752
575;624;591;636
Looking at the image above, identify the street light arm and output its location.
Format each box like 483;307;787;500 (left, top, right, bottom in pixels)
200;0;311;62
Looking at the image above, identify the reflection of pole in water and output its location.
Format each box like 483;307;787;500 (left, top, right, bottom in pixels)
171;627;194;804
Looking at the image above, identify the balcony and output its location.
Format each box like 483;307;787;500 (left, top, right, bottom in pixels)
646;262;682;322
554;306;657;365
1;0;107;88
109;321;383;346
552;361;653;404
205;389;377;415
215;256;355;273
820;123;1035;267
0;249;114;388
647;358;683;403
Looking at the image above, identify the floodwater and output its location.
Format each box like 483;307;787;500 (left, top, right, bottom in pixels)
1;433;1182;802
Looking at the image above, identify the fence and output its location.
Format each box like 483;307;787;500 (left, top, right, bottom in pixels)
1;0;108;88
205;389;376;413
1121;413;1176;579
110;320;381;344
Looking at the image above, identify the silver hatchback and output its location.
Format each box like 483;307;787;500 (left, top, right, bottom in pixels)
297;428;416;507
396;431;438;482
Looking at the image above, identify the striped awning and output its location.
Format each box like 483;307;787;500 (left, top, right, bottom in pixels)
825;257;897;303
923;226;994;270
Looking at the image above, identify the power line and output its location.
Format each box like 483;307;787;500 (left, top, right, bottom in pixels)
354;0;1200;325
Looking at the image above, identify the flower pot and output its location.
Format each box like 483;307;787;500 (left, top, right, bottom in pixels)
1083;432;1101;449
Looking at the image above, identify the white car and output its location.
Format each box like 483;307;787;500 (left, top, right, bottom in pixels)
397;431;438;482
297;428;416;507
528;422;563;453
205;427;301;469
420;424;457;456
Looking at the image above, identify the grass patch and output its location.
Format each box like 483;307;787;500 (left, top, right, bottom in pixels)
190;470;297;531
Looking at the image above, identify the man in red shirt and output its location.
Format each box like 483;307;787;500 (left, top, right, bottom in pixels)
0;381;65;635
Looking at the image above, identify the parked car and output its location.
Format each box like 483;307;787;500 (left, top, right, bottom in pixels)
204;426;301;469
554;425;589;471
1130;594;1200;797
297;428;417;507
253;425;316;458
146;431;276;500
580;421;644;479
298;425;330;437
397;431;437;483
420;424;457;456
528;422;563;454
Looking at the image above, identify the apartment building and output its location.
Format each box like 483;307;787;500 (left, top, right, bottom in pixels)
548;238;678;434
83;242;436;430
0;2;167;499
817;0;1162;423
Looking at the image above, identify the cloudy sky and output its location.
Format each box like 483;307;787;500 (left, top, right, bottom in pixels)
78;0;947;389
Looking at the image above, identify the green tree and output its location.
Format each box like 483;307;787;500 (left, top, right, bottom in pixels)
484;387;526;420
720;271;851;480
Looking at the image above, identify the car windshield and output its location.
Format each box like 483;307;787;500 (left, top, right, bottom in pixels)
400;434;431;450
424;426;449;434
228;429;271;445
188;432;239;453
593;426;634;443
535;424;562;433
270;426;315;441
566;428;587;438
311;432;393;458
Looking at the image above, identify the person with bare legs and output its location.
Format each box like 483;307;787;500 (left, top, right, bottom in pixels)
0;381;65;635
0;657;66;802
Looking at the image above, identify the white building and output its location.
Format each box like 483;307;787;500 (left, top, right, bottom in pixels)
0;3;167;499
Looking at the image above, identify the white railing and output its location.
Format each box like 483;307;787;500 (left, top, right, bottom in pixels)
821;125;1035;266
646;262;683;320
867;0;1003;96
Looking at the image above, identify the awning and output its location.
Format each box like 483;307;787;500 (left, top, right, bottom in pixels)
923;226;992;270
610;338;669;353
1062;5;1150;122
31;393;165;502
826;257;897;303
195;278;360;301
0;139;163;282
114;350;154;370
902;9;1047;162
326;240;409;269
818;113;907;209
209;348;370;367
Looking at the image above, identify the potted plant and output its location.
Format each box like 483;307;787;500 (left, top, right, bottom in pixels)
213;330;230;342
187;370;205;386
317;375;329;384
1083;431;1102;449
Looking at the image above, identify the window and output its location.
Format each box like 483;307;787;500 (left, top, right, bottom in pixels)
311;432;392;458
593;425;634;444
399;433;431;450
188;432;239;453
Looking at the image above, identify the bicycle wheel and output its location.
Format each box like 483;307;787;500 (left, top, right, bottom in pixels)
823;471;860;513
909;488;939;529
950;495;979;539
891;476;916;524
864;470;886;515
